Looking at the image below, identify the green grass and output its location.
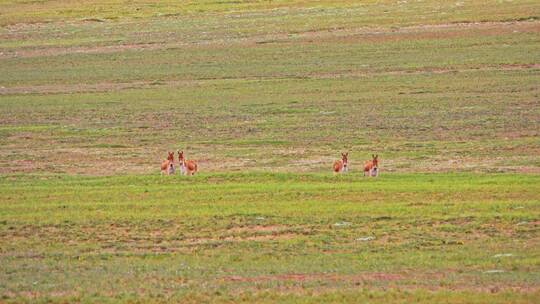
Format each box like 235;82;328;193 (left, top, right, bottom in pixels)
1;67;538;174
0;173;539;302
0;0;539;302
1;2;539;175
1;0;539;27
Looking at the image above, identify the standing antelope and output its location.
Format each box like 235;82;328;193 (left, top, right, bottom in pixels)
363;154;379;177
333;152;349;174
178;150;198;176
160;152;175;175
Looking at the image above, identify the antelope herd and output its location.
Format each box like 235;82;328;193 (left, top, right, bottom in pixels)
161;150;198;176
333;152;378;177
162;151;378;177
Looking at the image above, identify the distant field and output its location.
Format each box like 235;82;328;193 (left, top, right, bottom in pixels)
0;0;539;302
1;173;539;302
1;0;539;175
1;0;538;27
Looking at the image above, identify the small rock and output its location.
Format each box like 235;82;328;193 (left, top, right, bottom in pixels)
493;253;513;258
483;270;505;274
356;236;375;242
334;221;351;227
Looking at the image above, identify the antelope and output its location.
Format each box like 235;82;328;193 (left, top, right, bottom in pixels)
160;152;175;175
363;154;379;177
178;150;198;176
333;152;349;174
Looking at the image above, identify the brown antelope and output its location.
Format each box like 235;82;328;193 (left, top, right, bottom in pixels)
160;152;175;175
363;154;379;177
178;150;198;176
333;152;349;174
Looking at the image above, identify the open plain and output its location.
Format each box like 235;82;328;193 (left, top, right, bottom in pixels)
0;0;539;302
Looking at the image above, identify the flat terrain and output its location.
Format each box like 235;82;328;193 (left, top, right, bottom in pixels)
1;173;539;303
0;0;539;302
1;0;539;174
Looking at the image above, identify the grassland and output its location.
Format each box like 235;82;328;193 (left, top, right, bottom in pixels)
0;0;539;302
1;1;539;175
1;173;539;302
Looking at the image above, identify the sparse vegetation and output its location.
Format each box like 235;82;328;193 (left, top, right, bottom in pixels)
0;0;539;302
1;173;539;302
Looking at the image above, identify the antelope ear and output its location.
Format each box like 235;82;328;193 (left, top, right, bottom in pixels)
372;154;375;158
375;154;378;159
346;152;349;156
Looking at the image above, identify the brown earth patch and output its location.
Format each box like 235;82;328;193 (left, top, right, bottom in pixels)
0;79;195;95
224;272;403;283
516;167;540;174
185;232;300;246
2;221;307;254
1;63;539;96
96;231;301;255
1;290;79;300
2;20;538;60
0;147;249;175
308;63;540;80
0;42;166;59
227;225;290;234
222;271;540;295
295;20;540;44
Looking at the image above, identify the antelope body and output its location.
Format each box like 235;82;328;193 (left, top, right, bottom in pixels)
363;154;379;177
178;150;198;176
333;152;349;174
160;152;175;175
